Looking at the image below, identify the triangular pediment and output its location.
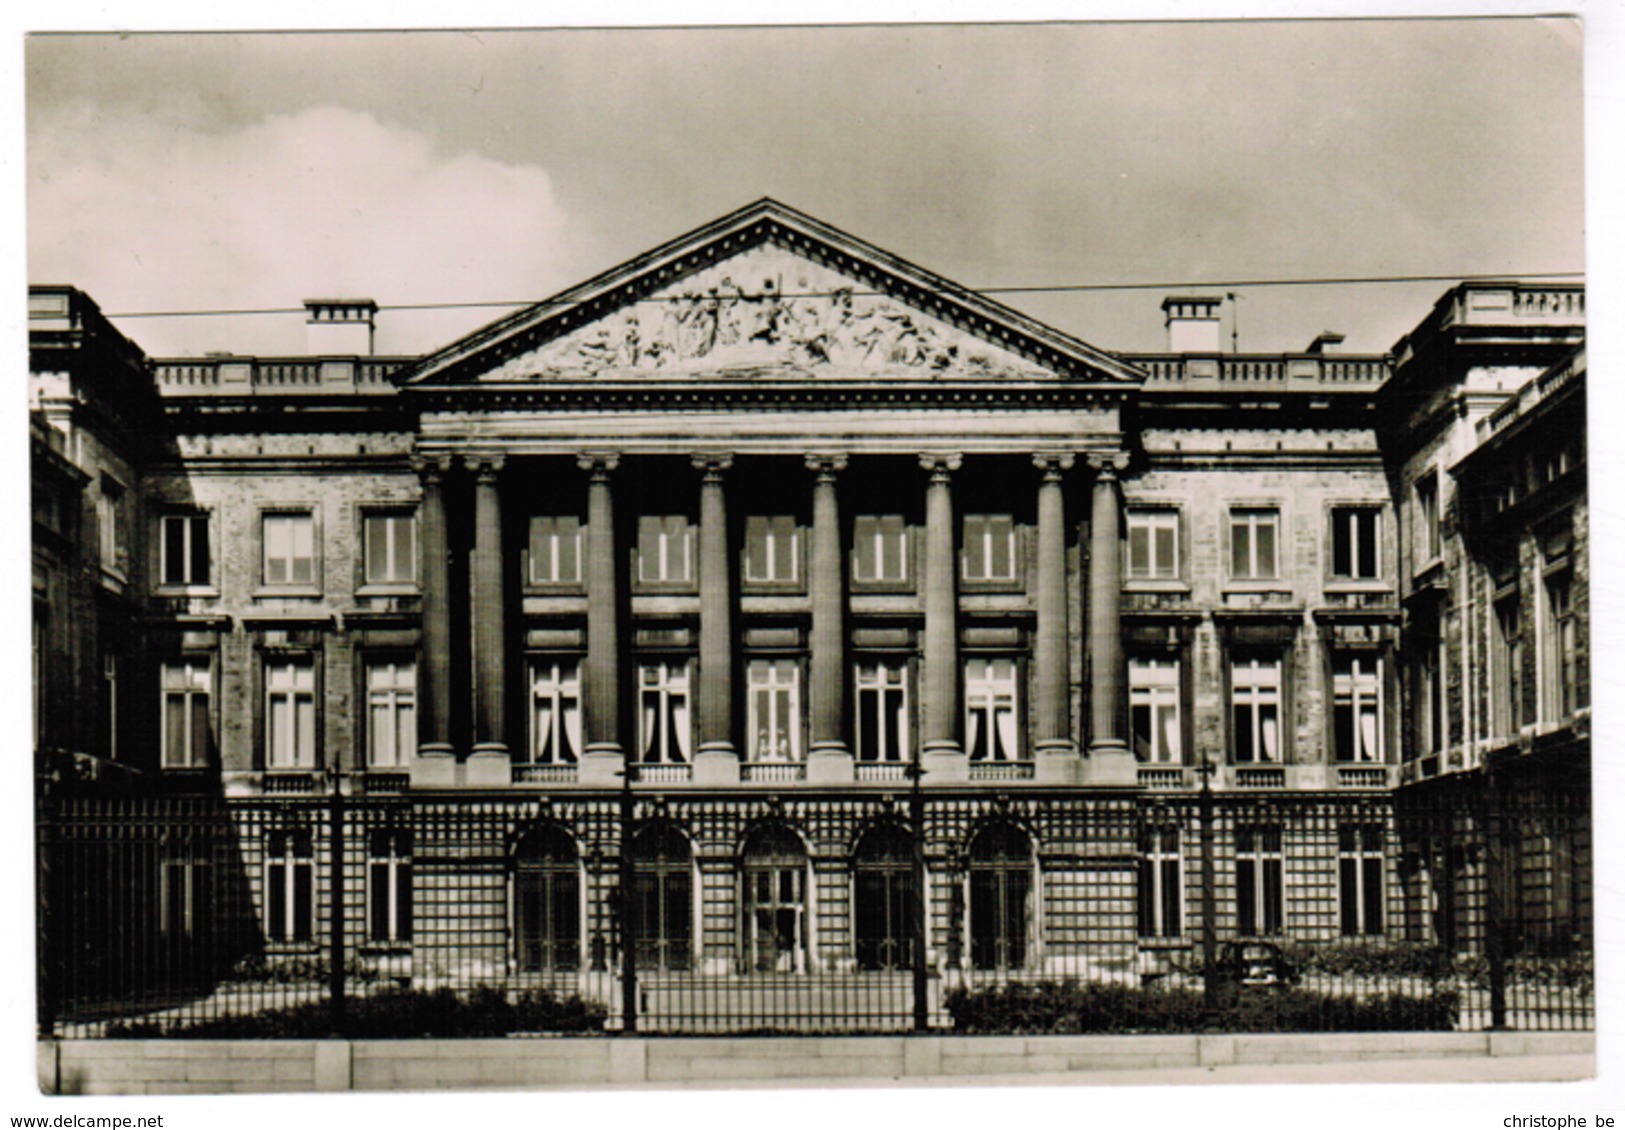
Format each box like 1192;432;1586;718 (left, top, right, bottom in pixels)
401;199;1142;387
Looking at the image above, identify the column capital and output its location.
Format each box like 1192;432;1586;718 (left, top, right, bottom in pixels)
576;451;621;478
409;453;455;481
691;452;735;480
464;453;507;481
1085;450;1130;480
919;452;963;480
804;453;850;480
1033;452;1077;480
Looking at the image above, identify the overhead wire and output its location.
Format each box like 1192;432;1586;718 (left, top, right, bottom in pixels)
100;269;1585;320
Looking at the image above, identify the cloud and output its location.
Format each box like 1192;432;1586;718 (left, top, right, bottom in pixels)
28;104;573;355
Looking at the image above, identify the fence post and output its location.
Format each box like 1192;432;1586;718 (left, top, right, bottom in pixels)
1198;756;1220;1024
35;769;55;1038
327;764;346;1035
910;758;928;1032
618;767;638;1034
1482;758;1508;1030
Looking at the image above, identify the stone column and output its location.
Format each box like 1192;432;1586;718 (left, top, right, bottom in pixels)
467;455;510;785
694;453;739;784
920;453;966;782
579;454;623;785
1034;453;1081;784
1085;452;1135;785
806;454;853;784
412;455;455;786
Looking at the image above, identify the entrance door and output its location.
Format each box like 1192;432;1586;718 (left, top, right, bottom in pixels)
747;865;805;972
740;824;809;973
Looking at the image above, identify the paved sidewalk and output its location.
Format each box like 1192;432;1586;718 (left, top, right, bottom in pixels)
651;1053;1596;1089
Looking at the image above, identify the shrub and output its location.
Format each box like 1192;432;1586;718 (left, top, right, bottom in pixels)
1276;941;1454;981
944;979;1458;1034
103;987;608;1039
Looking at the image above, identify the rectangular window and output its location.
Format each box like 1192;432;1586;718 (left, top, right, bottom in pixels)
853;515;907;583
1127;509;1180;580
160;513;211;587
368;830;413;944
529;516;582;585
1130;657;1182;763
263;512;316;586
1339;825;1385;937
97;476;128;574
637;516;693;584
365;660;416;768
1543;572;1579;720
363;511;416;585
1330;507;1380;580
855;661;910;763
161;659;213;769
1332;655;1383;763
1416;473;1441;563
1138;826;1182;938
638;661;691;764
747;659;801;761
265;829;314;944
965;658;1020;762
1231;658;1282;763
1229;508;1279;580
1493;596;1525;736
530;660;581;765
266;659;317;769
744;516;800;583
1418;641;1444;754
161;855;212;940
962;514;1016;582
1235;825;1284;936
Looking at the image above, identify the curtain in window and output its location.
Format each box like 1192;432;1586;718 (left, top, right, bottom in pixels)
1260;708;1279;762
994;701;1018;762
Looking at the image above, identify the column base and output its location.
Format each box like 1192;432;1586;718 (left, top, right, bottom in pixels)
411;744;457;788
921;742;968;784
694;745;741;785
580;743;625;786
1083;739;1138;786
466;743;511;787
1033;740;1083;784
807;744;855;784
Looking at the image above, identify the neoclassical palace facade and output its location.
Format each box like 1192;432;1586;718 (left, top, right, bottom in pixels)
31;201;1589;1004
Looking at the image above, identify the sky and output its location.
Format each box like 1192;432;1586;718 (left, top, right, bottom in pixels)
24;19;1586;359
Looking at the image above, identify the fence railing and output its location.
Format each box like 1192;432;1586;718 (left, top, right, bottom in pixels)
37;779;1592;1039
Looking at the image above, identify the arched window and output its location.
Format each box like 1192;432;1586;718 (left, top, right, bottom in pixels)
741;824;809;974
514;824;580;973
967;823;1033;972
853;822;915;971
629;824;692;972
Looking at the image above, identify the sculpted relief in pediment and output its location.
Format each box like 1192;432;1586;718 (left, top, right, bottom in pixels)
481;247;1054;381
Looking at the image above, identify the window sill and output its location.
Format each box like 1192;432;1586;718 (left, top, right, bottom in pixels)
1124;579;1191;594
740;581;808;595
522;583;587;597
1222;580;1291;593
850;582;916;596
253;586;323;600
1323;580;1392;594
356;583;419;598
155;585;221;599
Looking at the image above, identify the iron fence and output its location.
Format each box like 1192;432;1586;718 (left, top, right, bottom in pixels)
37;774;1592;1038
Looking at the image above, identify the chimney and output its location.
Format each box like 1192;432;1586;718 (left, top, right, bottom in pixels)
1161;296;1222;353
304;298;377;356
1305;331;1346;355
